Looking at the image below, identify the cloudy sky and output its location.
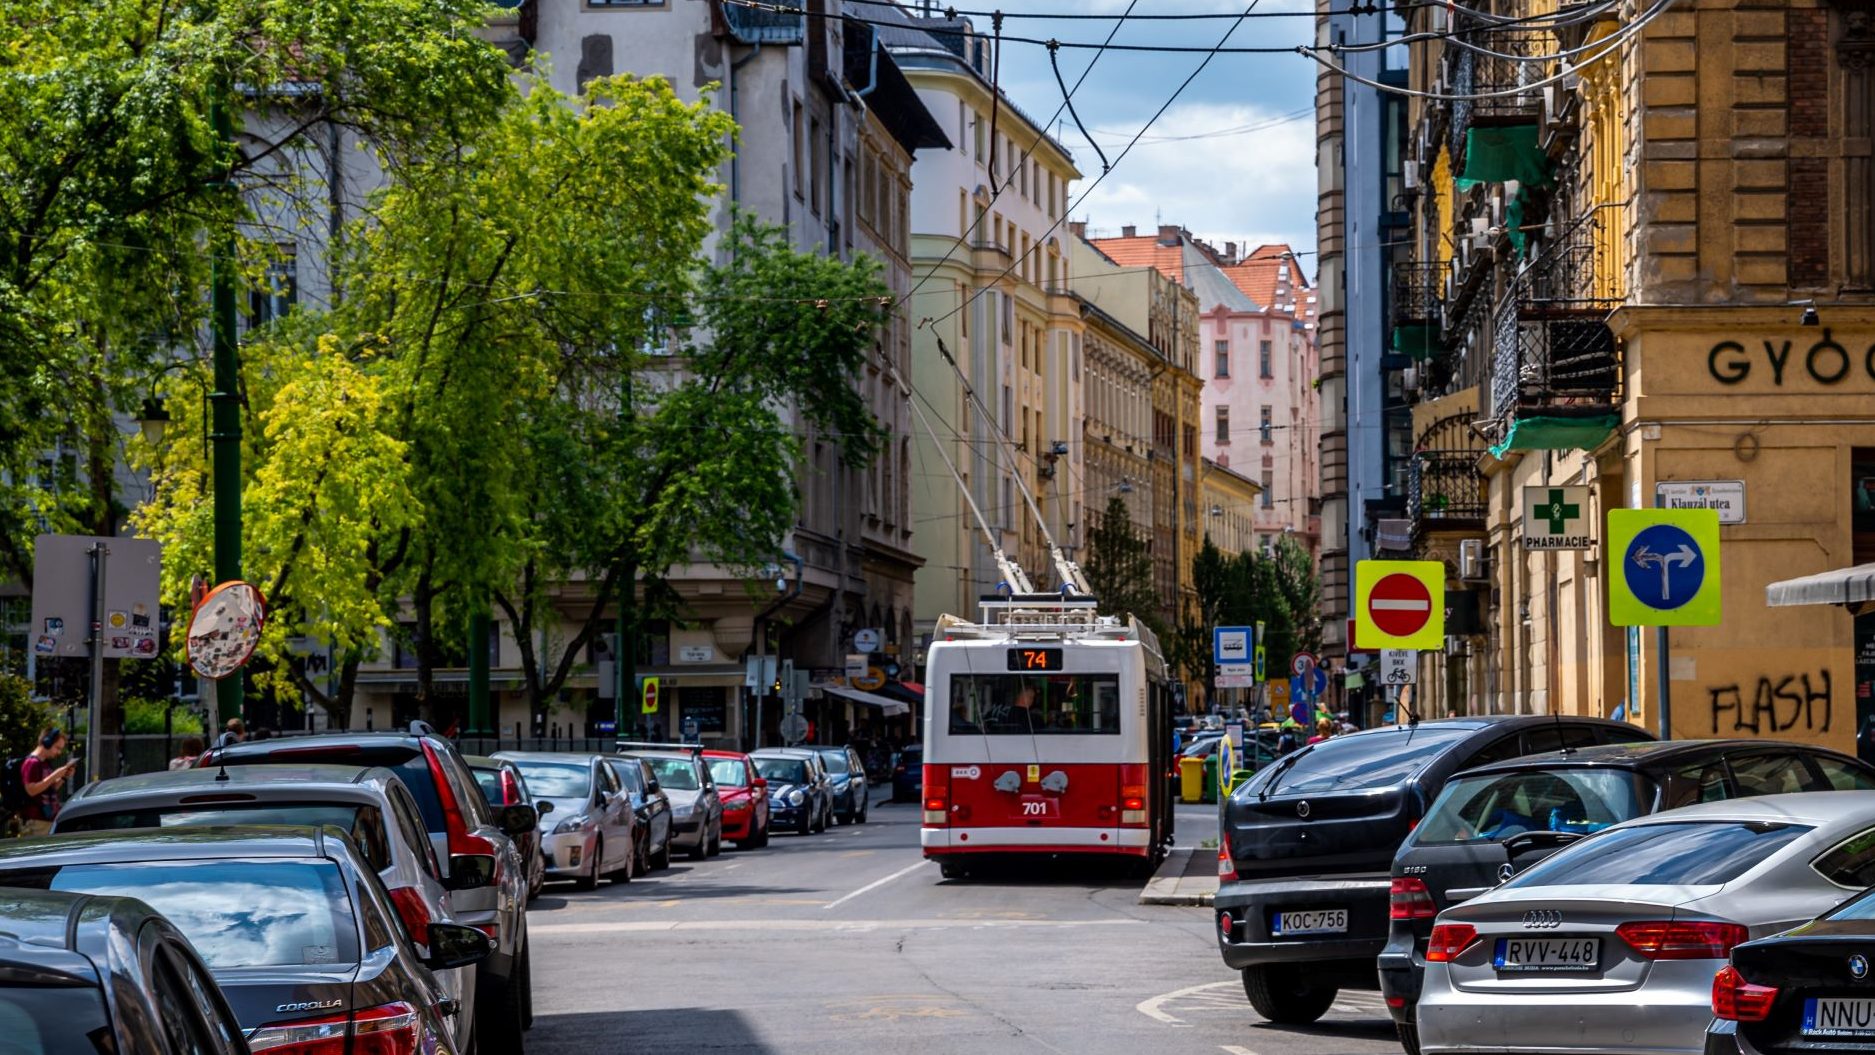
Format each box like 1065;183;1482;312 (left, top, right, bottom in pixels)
981;0;1321;259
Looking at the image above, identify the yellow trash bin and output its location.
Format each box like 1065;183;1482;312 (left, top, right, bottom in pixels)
1179;755;1205;803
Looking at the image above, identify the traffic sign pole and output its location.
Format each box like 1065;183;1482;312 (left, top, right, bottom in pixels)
1655;494;1671;741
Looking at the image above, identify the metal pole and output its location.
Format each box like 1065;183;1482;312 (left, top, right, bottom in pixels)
614;594;626;737
753;620;766;751
86;543;108;785
208;93;243;725
467;610;490;734
1653;491;1671;740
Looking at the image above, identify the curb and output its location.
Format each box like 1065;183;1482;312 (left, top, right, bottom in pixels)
1137;847;1219;906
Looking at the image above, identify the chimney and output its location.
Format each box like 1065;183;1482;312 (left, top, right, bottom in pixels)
1069;220;1087;239
1121;224;1137;238
1225;241;1237;262
1158;224;1181;243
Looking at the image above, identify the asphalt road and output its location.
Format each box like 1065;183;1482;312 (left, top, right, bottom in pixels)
523;793;1401;1055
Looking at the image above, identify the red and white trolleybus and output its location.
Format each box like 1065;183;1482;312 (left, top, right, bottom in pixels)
919;595;1175;877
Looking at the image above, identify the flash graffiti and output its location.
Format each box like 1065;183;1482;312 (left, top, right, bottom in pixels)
1709;670;1833;735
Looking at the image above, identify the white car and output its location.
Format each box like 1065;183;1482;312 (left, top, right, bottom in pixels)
495;751;638;889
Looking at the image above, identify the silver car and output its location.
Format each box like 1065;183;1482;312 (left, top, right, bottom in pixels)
495;751;638;890
621;747;723;859
1417;793;1875;1055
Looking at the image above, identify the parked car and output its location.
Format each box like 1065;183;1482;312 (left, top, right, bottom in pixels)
0;888;252;1055
753;748;835;835
52;762;483;1039
1417;793;1875;1055
620;744;723;859
198;724;534;1050
1382;739;1875;1053
806;744;870;824
607;755;675;872
1214;715;1652;1025
494;751;637;891
1709;874;1875;1054
892;743;924;804
468;754;547;898
0;826;491;1052
704;749;772;848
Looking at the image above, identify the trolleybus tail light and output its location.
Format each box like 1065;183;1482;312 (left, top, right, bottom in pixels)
1119;764;1150;825
922;765;949;825
1425;924;1478;963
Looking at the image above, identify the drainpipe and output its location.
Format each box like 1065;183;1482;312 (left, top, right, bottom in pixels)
728;43;763;208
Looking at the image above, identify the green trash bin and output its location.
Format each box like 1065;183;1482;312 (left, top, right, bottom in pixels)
1202;754;1219;804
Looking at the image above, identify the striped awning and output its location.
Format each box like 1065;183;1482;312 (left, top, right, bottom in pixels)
1765;563;1875;609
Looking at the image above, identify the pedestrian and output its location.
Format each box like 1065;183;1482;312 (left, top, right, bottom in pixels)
167;736;205;771
18;727;77;836
215;717;246;749
1308;717;1335;745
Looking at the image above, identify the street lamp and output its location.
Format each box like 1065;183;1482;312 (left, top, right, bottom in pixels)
136;396;170;448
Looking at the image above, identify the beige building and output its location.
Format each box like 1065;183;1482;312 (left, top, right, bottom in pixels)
1202;459;1266;558
1392;0;1875;757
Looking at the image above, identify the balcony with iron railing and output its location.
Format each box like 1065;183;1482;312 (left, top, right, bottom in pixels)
720;0;804;44
1445;30;1551;170
1391;259;1446;363
1407;410;1488;542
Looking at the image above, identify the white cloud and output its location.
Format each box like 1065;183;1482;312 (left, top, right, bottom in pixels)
1063;100;1317;255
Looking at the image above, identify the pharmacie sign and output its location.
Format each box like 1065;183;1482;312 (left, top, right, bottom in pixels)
1706;330;1875;387
1523;486;1593;550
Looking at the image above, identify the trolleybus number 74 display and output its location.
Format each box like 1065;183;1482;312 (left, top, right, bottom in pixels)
1007;647;1064;671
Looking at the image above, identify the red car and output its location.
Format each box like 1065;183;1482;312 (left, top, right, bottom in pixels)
703;749;771;848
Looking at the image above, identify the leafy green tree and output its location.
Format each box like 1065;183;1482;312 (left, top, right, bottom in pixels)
1084;496;1162;631
1188;535;1321;713
0;676;54;760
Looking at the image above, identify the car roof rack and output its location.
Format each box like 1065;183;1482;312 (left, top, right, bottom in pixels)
615;740;703;756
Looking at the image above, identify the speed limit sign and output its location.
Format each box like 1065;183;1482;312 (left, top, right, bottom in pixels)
1380;649;1417;686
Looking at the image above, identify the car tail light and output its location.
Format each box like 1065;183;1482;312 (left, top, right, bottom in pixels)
1218;911;1235;940
387;886;431;942
1217;831;1238;882
1426;924;1478;963
422;741;497;858
246;1002;418;1055
499;769;521;806
1616;921;1749;960
1389;877;1438;920
471;922;499;939
1713;964;1779;1022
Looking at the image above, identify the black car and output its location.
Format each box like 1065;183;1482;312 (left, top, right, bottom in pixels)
1709;876;1875;1055
1214;715;1652;1026
892;743;924;804
199;723;535;1050
806;745;870;824
606;755;675;872
0;888;251;1055
1383;738;1875;1054
0;827;490;1051
753;749;834;835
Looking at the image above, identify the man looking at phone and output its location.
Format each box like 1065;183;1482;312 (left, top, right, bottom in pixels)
19;727;76;836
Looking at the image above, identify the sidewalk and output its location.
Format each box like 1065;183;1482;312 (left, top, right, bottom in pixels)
1138;845;1220;906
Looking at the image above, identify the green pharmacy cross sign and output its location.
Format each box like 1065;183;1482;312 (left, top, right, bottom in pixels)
1523;485;1594;550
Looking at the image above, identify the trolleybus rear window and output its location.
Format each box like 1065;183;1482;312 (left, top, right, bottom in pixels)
948;674;1122;735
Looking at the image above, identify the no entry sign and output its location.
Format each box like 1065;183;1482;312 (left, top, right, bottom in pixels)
1354;560;1445;650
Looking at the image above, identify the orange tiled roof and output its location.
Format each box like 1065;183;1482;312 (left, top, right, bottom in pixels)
1223;244;1314;321
1086;234;1185;284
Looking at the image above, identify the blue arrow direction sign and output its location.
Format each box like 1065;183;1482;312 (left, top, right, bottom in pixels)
1623;524;1705;610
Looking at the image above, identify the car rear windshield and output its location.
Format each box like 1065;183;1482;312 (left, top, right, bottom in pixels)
54;805;393;872
1416;769;1654;845
1249;726;1475;797
1503;821;1812;889
708;759;749;787
217;745;447;834
511;762;591;800
610;762;645;793
645;757;700;791
472;768;503;804
36;859;360;968
755;758;808;784
0;986;113;1055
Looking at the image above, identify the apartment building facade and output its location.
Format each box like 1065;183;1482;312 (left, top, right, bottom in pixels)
1391;0;1875;756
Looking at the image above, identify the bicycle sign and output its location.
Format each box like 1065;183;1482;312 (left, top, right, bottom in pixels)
1380;649;1416;686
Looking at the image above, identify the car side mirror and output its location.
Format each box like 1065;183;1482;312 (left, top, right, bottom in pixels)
754;777;768;791
424;923;494;971
646;779;660;795
536;800;554;816
499;804;538;836
443;854;495;891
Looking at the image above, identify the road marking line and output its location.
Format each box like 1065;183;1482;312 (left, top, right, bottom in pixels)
1135;979;1238;1026
824;861;927;910
1220;1046;1258;1055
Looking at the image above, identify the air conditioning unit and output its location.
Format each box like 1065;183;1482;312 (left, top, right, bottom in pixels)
1459;538;1486;580
1403;366;1420;392
1404;160;1420;191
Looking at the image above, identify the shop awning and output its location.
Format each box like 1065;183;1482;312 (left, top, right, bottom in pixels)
1765;563;1875;609
821;684;911;716
1488;413;1620;458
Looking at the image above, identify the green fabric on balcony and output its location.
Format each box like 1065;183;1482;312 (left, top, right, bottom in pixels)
1487;413;1620;458
1391;323;1440;361
1460;124;1549;186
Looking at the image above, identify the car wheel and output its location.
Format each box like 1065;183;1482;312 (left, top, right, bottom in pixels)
687;831;708;860
652;836;671;871
573;840;600;891
609;840;633;884
856;797;868;824
1241;965;1336;1024
939;860;969;880
1397;1022;1420;1055
753;817;770;848
477;951;528;1052
707;821;723;857
798;810;813;836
